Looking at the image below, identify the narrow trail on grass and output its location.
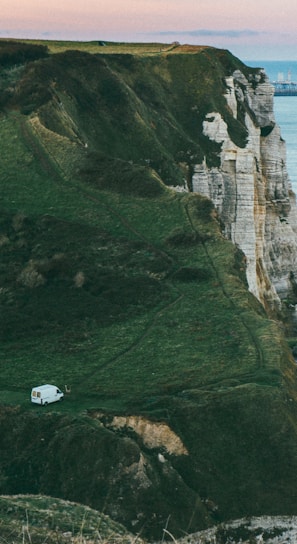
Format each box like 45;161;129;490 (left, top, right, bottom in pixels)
184;202;266;374
79;293;185;385
18;116;63;183
19;114;268;393
18;114;187;383
19;116;174;266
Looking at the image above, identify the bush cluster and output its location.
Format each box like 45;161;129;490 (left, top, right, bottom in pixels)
0;40;48;67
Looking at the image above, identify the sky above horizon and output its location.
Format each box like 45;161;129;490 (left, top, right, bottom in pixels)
2;0;297;61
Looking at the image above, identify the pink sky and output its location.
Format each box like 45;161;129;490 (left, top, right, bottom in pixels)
2;0;297;60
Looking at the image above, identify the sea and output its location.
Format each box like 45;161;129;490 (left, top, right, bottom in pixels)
247;60;297;193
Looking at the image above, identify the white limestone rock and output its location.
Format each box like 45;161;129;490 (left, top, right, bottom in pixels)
176;515;297;543
191;69;297;309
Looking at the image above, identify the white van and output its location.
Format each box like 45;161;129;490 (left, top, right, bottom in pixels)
31;384;64;406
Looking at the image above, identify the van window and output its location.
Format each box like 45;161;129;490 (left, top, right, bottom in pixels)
32;391;37;397
37;392;41;398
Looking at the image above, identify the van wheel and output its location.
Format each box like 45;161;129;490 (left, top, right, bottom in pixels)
60;397;64;401
44;402;48;406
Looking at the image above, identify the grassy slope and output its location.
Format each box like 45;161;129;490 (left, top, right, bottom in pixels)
0;494;140;543
1;40;297;538
0;111;282;410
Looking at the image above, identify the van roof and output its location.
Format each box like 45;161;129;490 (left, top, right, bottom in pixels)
32;384;56;391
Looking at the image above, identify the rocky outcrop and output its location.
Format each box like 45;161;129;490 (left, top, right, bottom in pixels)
89;412;188;455
178;515;297;544
13;47;297;311
0;407;208;539
192;69;297;310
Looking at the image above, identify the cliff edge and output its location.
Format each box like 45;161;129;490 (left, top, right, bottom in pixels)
2;41;297;540
194;66;297;311
6;43;297;312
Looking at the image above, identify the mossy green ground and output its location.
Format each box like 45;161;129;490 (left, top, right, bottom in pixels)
1;40;297;539
0;495;138;543
0;110;284;411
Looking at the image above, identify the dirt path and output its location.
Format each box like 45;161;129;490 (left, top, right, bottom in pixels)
19;115;174;266
184;201;266;374
18;113;267;392
18;114;185;383
18;116;64;183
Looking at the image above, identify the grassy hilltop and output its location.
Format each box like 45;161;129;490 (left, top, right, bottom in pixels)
1;39;297;540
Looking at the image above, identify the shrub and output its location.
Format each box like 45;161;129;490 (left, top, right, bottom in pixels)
0;41;48;67
172;266;211;282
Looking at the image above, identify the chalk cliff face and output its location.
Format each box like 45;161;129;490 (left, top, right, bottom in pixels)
192;69;297;310
11;47;297;313
6;44;297;540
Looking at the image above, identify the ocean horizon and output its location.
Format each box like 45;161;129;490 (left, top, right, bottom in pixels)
247;60;297;192
247;60;297;83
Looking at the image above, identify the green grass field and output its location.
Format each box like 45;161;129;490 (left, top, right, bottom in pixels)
0;110;286;414
1;41;297;538
0;37;200;56
0;495;138;543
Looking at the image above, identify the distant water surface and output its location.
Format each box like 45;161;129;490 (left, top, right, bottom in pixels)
247;60;297;84
247;60;297;193
273;96;297;193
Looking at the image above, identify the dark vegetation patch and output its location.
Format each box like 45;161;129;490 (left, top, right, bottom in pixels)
80;153;165;197
0;494;135;544
165;228;203;247
0;210;169;341
261;124;275;137
7;60;53;113
0;407;209;539
190;193;216;221
0;42;48;111
163;49;249;149
172;266;211;282
1;42;297;542
232;246;249;287
0;40;48;67
3;46;258;187
225;112;248;148
149;384;297;527
214;47;260;79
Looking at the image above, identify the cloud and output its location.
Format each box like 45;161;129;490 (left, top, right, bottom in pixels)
156;29;262;38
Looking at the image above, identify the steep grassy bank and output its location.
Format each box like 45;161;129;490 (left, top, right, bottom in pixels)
1;40;297;539
0;494;140;543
